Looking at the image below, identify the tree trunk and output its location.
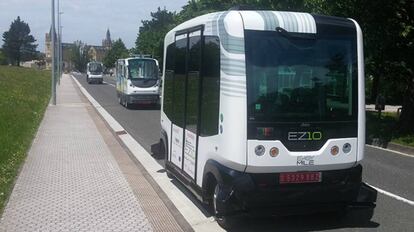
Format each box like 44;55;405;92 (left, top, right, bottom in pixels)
370;74;380;103
397;74;414;134
16;50;20;66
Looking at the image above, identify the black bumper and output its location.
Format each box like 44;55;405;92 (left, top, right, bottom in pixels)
209;162;377;216
126;94;159;104
88;77;103;82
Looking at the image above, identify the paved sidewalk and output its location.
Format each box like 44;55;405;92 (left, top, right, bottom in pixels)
0;75;184;231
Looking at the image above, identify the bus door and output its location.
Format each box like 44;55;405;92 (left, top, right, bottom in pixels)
120;62;127;94
116;62;121;92
170;29;202;180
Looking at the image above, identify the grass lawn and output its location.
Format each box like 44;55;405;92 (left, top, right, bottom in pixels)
366;111;414;147
0;65;50;214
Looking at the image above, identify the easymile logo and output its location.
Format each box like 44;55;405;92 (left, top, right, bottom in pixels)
288;131;322;141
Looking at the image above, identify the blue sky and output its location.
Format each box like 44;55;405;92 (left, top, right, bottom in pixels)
0;0;188;53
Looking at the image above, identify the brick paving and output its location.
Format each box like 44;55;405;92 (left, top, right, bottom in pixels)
0;75;162;231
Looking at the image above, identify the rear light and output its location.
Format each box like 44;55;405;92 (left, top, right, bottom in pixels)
330;146;339;156
255;145;265;156
269;147;279;157
257;127;274;137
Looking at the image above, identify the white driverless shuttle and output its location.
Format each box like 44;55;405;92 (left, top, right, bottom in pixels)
159;10;377;227
116;57;160;108
86;61;104;84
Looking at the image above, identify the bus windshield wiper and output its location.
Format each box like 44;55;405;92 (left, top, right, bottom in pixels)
276;27;316;40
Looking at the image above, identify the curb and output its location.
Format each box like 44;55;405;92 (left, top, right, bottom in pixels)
366;144;414;158
386;142;414;156
70;75;223;232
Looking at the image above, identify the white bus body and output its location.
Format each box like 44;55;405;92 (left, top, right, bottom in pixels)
116;58;160;107
160;10;376;225
86;61;104;84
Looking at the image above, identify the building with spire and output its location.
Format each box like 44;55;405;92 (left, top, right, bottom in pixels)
102;29;112;49
45;29;113;71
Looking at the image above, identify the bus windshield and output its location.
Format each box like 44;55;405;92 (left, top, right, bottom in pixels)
88;63;103;73
245;29;357;123
128;59;158;80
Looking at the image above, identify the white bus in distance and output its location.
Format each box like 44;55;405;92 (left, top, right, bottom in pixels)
115;57;160;108
159;9;377;228
86;61;104;84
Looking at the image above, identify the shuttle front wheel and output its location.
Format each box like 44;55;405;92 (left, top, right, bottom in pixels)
337;207;374;224
212;183;237;229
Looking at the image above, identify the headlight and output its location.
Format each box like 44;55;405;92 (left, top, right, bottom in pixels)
269;147;279;157
330;146;339;156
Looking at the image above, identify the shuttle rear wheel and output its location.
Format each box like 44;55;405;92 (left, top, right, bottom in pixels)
118;95;122;105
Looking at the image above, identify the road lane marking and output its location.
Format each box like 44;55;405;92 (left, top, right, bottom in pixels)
367;183;414;206
366;144;413;158
103;81;115;87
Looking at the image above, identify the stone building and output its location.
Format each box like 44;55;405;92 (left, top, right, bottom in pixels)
45;28;112;71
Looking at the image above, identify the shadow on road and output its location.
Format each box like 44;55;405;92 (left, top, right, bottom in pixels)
126;104;160;111
165;173;380;231
225;214;379;232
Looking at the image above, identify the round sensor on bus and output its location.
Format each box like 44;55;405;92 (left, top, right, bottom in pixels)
255;145;265;156
343;143;352;153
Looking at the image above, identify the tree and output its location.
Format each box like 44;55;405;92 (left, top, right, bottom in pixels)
70;41;90;72
103;39;129;68
0;49;7;65
2;16;37;66
135;7;176;65
302;0;414;133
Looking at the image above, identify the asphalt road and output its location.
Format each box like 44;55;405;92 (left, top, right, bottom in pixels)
73;73;414;232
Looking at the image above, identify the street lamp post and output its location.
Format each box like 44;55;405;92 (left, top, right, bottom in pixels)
59;12;63;79
56;0;63;84
51;0;56;105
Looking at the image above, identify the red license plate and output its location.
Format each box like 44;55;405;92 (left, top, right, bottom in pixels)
279;172;322;184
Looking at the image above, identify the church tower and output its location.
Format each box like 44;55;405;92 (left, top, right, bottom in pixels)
102;28;112;49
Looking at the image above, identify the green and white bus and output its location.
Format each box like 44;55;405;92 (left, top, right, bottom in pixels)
115;57;160;108
159;10;377;228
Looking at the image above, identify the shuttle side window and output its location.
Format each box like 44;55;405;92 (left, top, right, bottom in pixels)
164;43;175;118
185;35;201;134
199;36;220;137
172;37;187;128
164;34;220;137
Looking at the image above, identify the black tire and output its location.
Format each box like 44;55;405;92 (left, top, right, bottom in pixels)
212;183;236;229
118;94;122;105
343;208;374;224
158;139;166;159
161;140;174;179
121;95;126;106
166;170;174;179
